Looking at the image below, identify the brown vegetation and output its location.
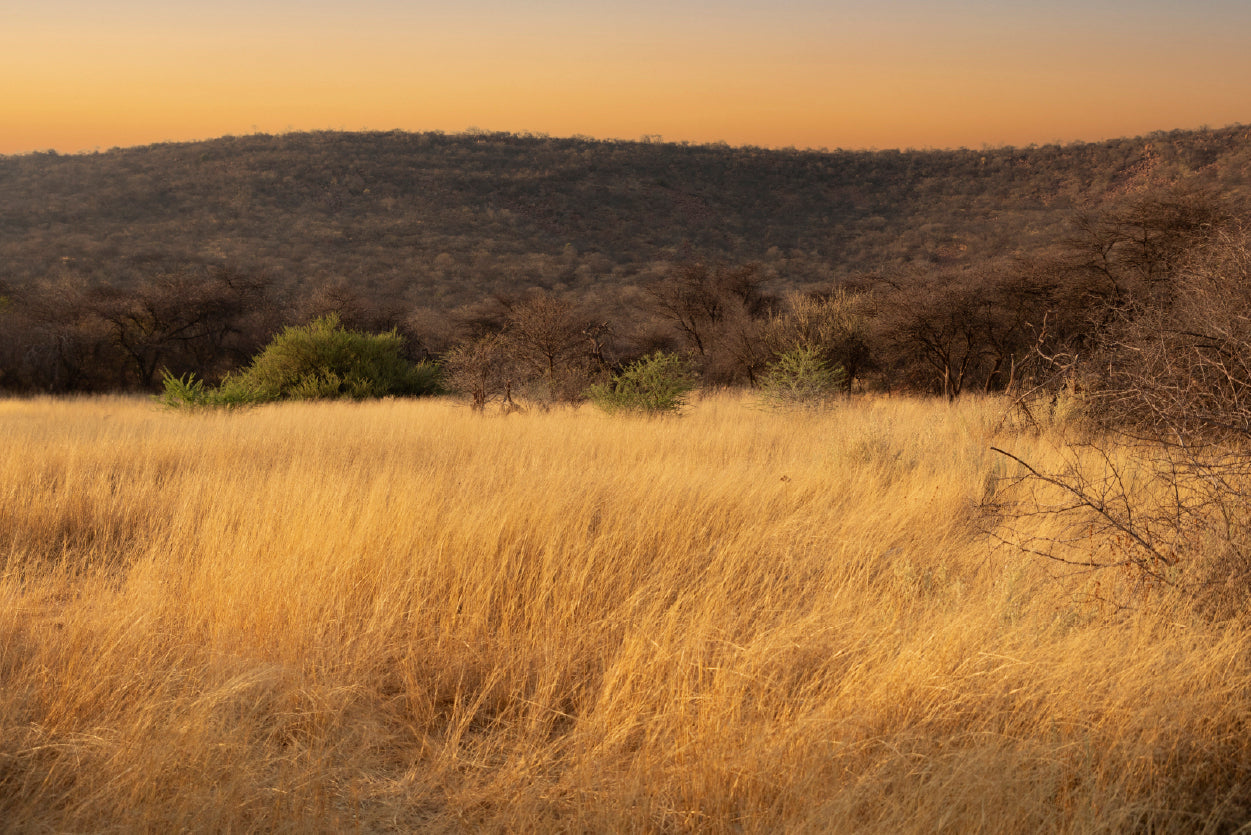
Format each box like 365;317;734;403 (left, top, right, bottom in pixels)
2;126;1250;397
3;188;1242;410
991;228;1251;617
4;126;1251;831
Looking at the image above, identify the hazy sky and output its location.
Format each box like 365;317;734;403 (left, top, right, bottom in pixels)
4;0;1250;154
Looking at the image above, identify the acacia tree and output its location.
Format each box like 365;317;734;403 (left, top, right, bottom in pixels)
989;190;1238;403
94;269;271;388
1066;188;1230;312
710;299;772;386
442;292;611;409
442;333;517;412
874;261;1073;399
1089;230;1251;442
876;269;996;399
2;274;122;392
643;263;729;359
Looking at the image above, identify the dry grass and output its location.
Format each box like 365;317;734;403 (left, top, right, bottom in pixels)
1;393;1248;832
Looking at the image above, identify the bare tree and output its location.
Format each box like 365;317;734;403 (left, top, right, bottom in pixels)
643;262;774;385
876;268;1002;399
93;269;271;388
643;263;728;359
1065;187;1230;311
442;291;613;408
442;333;516;412
502;292;598;402
4;274;121;392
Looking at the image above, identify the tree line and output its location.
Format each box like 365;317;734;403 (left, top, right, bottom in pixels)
1;187;1237;405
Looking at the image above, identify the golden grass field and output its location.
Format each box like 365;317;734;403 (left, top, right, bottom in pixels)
1;393;1248;832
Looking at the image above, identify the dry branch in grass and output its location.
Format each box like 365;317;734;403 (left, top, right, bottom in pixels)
989;231;1251;613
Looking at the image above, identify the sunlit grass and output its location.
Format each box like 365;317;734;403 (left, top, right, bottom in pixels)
1;393;1247;831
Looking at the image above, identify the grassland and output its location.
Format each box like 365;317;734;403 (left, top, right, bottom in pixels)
1;394;1248;832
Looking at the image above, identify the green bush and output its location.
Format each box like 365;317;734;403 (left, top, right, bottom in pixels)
759;346;846;409
159;315;441;408
156;370;213;409
587;352;695;415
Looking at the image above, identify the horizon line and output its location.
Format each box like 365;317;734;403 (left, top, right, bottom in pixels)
5;121;1248;161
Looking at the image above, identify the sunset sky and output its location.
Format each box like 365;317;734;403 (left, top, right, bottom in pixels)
4;0;1250;155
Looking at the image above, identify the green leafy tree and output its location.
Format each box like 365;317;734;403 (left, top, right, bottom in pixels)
159;314;440;407
586;351;695;415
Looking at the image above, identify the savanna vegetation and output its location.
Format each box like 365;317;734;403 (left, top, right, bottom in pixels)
3;127;1251;830
3;392;1250;832
2;126;1250;398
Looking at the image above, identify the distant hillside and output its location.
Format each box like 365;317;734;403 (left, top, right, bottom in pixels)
3;126;1250;309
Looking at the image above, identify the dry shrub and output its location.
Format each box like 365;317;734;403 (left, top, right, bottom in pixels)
994;232;1251;620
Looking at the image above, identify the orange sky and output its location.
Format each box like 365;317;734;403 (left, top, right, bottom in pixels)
4;1;1250;155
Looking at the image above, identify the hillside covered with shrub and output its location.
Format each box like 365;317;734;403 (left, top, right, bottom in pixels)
2;126;1250;396
4;126;1251;301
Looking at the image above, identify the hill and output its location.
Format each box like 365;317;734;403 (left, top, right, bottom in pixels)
3;126;1251;394
3;126;1250;309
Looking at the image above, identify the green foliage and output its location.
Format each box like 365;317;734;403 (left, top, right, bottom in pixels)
587;352;696;415
759;346;846;409
229;314;440;401
157;370;211;409
158;315;440;408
